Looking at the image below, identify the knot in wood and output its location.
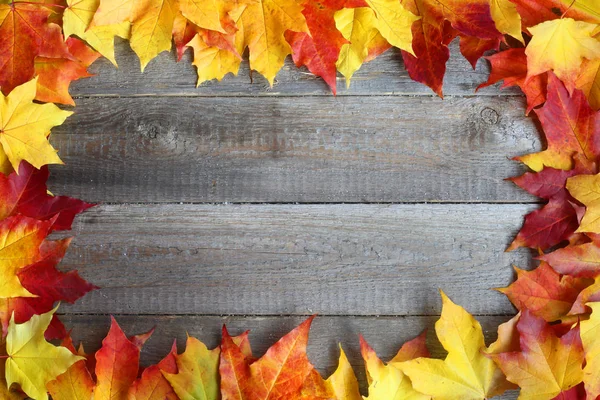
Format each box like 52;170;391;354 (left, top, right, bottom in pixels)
480;107;499;125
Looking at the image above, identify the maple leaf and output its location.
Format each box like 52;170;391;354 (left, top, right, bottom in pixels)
162;335;220;400
335;7;390;88
489;0;522;42
187;19;245;85
95;316;148;400
566;172;600;233
285;0;366;94
34;38;101;106
0;2;71;94
290;346;361;400
128;341;179;400
0;215;52;299
239;0;308;85
478;48;547;114
0;238;96;339
540;240;600;278
400;0;501;97
0;78;71;172
517;73;600;172
496;262;592;321
0;161;94;231
581;302;600;398
179;0;247;34
506;195;579;251
568;275;600;314
363;0;418;53
397;291;513;399
526;18;600;90
5;307;83;400
219;316;316;400
492;310;585;399
90;0;178;70
577;58;600;113
63;0;131;65
361;331;429;399
47;335;95;400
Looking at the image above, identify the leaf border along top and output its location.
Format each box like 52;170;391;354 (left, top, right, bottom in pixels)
2;0;600;398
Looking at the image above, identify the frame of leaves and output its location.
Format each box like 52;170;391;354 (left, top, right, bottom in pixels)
1;0;600;398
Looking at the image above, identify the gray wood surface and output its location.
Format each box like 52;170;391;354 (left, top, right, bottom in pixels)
49;95;539;203
70;40;518;97
56;203;533;316
60;314;518;398
48;39;537;398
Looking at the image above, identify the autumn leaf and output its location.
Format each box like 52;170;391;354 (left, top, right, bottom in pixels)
0;238;96;339
335;7;390;88
285;0;366;94
580;302;600;398
325;346;361;400
0;2;71;94
361;331;429;399
162;335;220;400
540;239;600;277
492;310;585;399
47;335;95;400
526;18;600;90
90;0;178;70
567;173;600;233
489;0;522;42
400;0;501;97
0;78;70;172
219;316;316;400
397;291;512;399
496;262;592;321
239;0;308;85
577;59;600;111
34;38;101;106
0;161;94;231
95;317;148;400
478;48;547;114
506;195;579;251
128;341;179;400
187;20;245;85
0;215;52;299
518;73;600;172
363;0;418;54
63;0;131;65
5;307;83;400
179;0;247;33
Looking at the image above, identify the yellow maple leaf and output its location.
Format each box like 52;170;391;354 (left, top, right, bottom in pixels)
162;335;220;399
397;291;513;400
325;346;362;400
526;18;600;88
5;307;83;400
362;333;429;400
0;216;52;299
90;0;178;70
581;302;600;399
239;0;308;85
489;0;523;43
335;7;390;88
364;0;418;54
187;7;245;85
577;59;600;110
0;78;69;172
566;173;600;233
179;0;248;33
63;0;130;65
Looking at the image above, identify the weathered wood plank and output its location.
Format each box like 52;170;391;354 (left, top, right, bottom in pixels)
57;203;534;316
49;95;540;203
60;314;518;399
71;40;517;97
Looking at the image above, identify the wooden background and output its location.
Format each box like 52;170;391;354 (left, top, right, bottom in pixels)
52;39;539;397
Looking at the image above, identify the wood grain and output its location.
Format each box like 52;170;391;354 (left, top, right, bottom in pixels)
70;40;518;97
60;314;518;399
49;95;540;203
56;203;534;316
